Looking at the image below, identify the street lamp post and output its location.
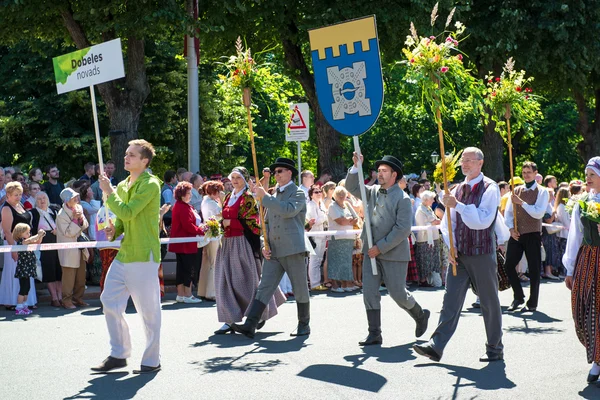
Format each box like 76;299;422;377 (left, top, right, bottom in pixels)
430;151;439;165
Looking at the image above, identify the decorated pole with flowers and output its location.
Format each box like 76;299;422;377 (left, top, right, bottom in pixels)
485;58;542;233
402;4;483;276
222;37;270;251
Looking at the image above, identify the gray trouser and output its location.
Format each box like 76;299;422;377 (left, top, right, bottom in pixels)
255;252;309;304
363;257;416;311
430;251;503;356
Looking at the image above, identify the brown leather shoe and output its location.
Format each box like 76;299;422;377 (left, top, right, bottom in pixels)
50;300;61;307
73;300;90;307
62;301;77;310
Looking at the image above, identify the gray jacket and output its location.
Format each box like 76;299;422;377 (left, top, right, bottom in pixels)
262;182;310;258
346;170;412;261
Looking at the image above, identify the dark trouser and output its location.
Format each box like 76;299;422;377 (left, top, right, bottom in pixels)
18;278;31;296
430;251;503;356
175;253;197;287
504;232;542;308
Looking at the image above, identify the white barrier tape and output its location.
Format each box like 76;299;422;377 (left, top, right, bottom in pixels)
0;236;221;253
1;222;567;253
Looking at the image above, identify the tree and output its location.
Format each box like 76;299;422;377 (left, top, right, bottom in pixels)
0;1;186;179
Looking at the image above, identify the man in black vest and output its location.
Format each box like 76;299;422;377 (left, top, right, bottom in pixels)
413;147;505;362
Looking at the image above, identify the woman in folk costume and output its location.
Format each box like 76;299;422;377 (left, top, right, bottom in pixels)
213;167;285;334
563;156;600;384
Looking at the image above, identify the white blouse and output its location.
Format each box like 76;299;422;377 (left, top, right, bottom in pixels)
414;204;440;243
201;196;221;220
306;200;327;233
555;203;571;239
563;192;600;276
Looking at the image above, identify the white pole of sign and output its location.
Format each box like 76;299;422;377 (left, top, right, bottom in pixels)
353;136;377;275
297;141;302;186
89;85;109;222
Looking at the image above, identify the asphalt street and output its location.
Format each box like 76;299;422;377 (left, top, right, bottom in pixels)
0;279;597;400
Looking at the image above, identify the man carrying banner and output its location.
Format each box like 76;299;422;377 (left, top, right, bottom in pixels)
413;147;505;362
346;153;430;346
231;157;312;338
92;139;162;374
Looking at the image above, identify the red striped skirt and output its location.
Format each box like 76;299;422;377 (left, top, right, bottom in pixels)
406;235;419;282
571;244;600;363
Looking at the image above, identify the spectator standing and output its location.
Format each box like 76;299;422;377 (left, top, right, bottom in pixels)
0;182;37;309
414;190;442;287
189;173;204;213
79;162;96;182
327;186;359;292
198;180;223;301
30;192;63;307
11;224;45;315
306;184;328;290
42;164;65;207
28;168;43;184
299;170;315;202
161;170;176;226
553;187;571;277
56;188;90;309
169;181;205;304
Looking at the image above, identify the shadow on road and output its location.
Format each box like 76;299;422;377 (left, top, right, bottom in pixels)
579;382;600;398
190;333;310;374
345;342;417;365
415;361;516;396
64;371;157;400
297;364;387;393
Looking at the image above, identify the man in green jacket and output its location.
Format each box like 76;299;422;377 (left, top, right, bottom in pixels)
92;139;162;374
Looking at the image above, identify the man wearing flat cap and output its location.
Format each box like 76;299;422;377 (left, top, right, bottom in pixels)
232;157;312;338
346;153;430;346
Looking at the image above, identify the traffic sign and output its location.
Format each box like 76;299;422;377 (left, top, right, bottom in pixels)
286;103;310;142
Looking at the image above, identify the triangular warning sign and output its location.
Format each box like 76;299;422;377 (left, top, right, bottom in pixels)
288;105;307;130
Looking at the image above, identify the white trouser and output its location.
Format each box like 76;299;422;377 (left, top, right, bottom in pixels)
100;255;161;367
308;238;327;288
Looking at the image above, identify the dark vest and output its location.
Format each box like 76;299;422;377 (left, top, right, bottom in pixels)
455;178;496;256
513;185;542;234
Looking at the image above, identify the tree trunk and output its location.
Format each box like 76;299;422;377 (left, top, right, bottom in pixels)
574;89;600;163
481;116;505;181
60;10;150;181
279;22;346;180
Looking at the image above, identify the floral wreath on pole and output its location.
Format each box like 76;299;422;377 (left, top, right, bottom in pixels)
401;4;483;276
220;36;270;252
401;4;483;128
484;58;542;233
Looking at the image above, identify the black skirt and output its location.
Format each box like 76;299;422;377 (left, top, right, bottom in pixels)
40;231;62;283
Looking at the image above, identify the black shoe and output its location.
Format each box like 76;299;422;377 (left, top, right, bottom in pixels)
91;356;127;372
507;299;524;311
214;324;232;335
408;303;430;338
290;302;310;337
359;309;382;346
359;332;383;346
587;373;599;383
257;320;266;330
413;343;441;362
133;364;161;374
520;306;537;312
230;300;266;339
471;302;481;309
479;351;504;362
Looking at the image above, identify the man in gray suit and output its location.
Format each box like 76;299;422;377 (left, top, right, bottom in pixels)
346;153;430;346
232;157;311;338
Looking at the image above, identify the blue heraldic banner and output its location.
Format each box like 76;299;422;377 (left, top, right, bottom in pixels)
309;16;384;137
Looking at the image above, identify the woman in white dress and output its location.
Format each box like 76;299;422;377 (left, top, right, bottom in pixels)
197;180;223;301
306;184;328;290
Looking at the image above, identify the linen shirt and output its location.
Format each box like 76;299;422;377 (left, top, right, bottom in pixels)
562;192;600;276
504;181;549;229
107;171;161;263
440;173;500;249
